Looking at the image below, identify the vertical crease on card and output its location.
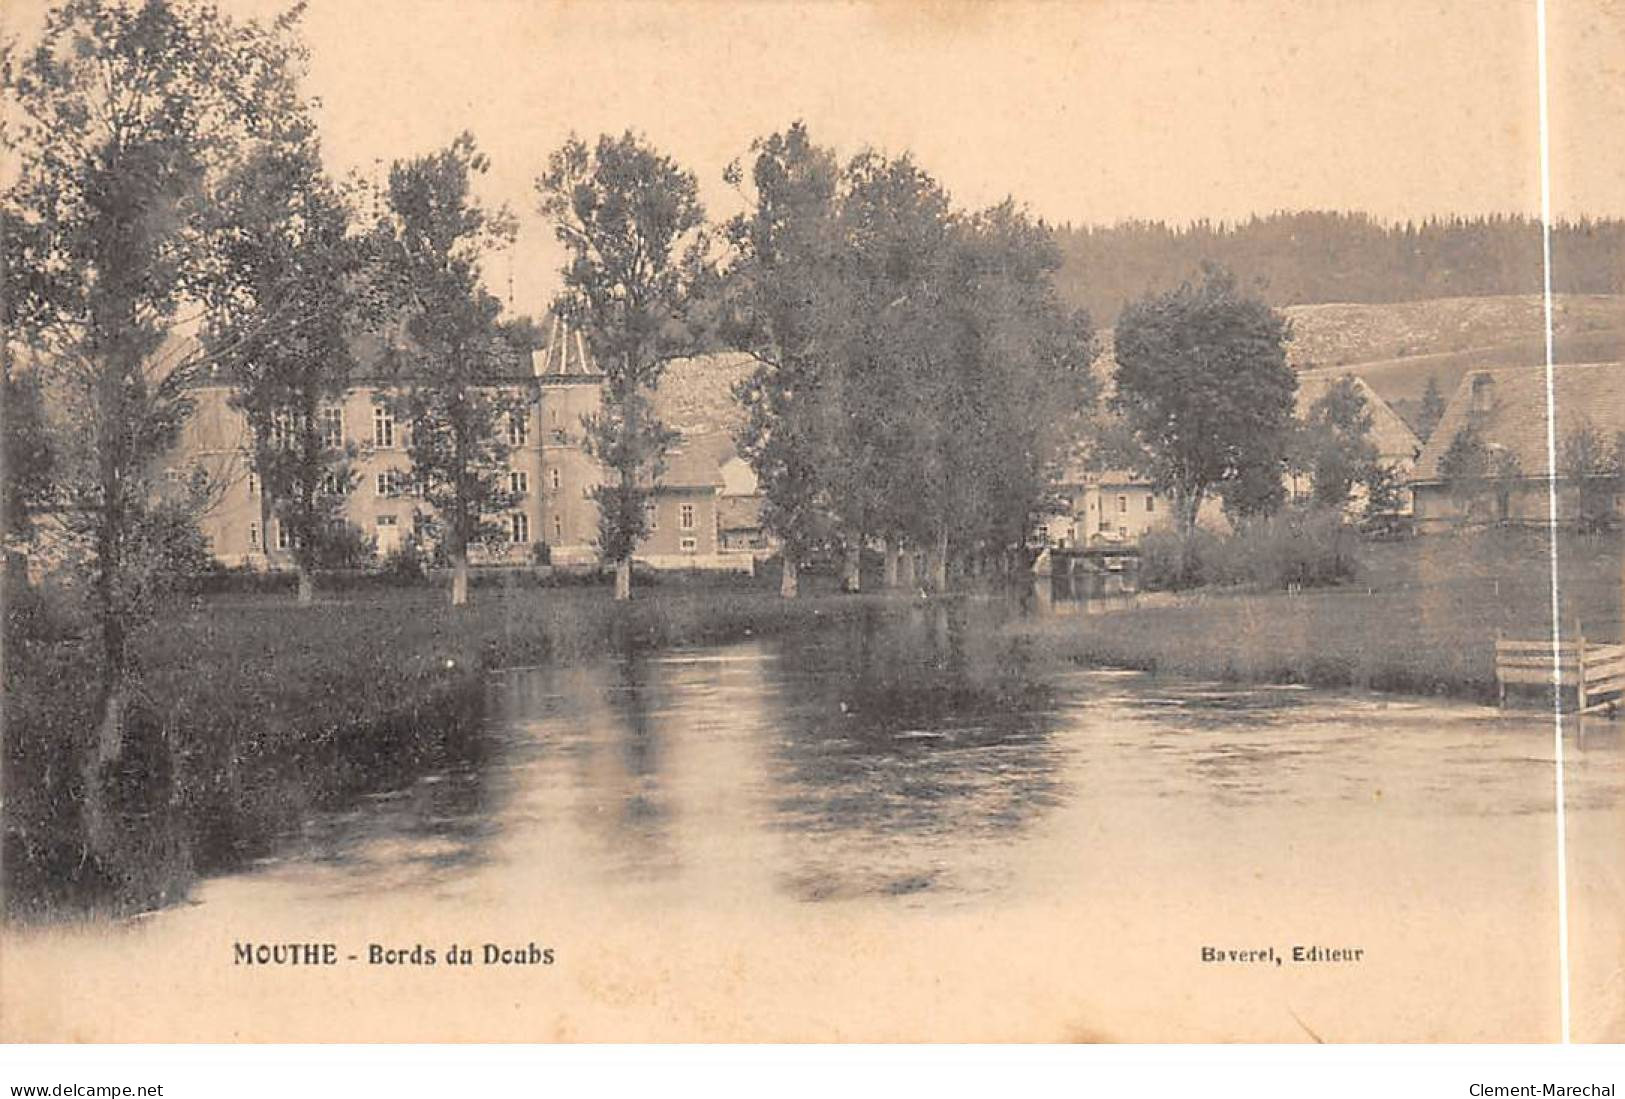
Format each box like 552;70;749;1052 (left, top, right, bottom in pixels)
1535;0;1572;1047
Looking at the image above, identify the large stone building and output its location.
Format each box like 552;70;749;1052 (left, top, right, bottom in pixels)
165;323;757;572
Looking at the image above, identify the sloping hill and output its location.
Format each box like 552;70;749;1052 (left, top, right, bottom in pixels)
1283;294;1625;432
651;352;753;439
1281;294;1625;370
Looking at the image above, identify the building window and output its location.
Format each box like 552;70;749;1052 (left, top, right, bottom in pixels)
373;406;394;448
376;471;399;497
248;521;261;549
1145;496;1154;513
550;467;561;491
1117;495;1127;513
1118;525;1127;538
645;501;658;532
510;470;529;496
247;471;260;497
508;410;529;447
680;503;695;530
276;521;292;550
680;537;697;553
510;512;530;544
376;514;397;529
269;409;293;450
320;471;343;496
321;407;344;449
552;515;562;541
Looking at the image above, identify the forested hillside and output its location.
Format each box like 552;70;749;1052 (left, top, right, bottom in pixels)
1054;212;1624;322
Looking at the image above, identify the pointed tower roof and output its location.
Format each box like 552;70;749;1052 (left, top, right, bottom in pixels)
532;314;602;380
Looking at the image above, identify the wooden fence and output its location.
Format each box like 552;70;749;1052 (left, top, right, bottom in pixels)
1495;634;1625;714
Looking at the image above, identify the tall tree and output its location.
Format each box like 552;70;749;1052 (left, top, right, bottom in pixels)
1113;263;1296;546
935;201;1097;580
1416;373;1447;443
377;133;522;607
204;103;368;604
835;151;955;591
537;132;708;601
719;123;845;598
1300;376;1379;509
1438;422;1522;524
2;0;309;856
1558;418;1621;529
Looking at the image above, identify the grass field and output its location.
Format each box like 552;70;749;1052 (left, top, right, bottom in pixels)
1015;529;1622;701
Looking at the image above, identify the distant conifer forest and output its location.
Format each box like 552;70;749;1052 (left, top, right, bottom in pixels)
1053;212;1624;321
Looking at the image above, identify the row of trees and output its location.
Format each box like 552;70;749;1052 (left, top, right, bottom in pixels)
717;124;1098;595
1437;417;1625;529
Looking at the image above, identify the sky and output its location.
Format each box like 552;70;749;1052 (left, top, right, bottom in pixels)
5;0;1623;314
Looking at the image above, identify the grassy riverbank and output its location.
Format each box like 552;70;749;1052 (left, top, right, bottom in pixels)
1015;529;1622;701
2;580;896;918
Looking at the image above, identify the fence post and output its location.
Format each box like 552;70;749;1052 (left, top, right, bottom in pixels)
1577;626;1586;748
1496;628;1505;709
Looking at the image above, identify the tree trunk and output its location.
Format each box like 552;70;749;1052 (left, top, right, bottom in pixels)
928;529;949;594
780;547;800;599
451;550;469;606
81;677;129;865
614;556;632;601
882;537;899;588
296;563;314;605
841;539;861;593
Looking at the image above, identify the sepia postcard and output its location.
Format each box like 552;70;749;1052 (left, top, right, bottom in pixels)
1;0;1622;1048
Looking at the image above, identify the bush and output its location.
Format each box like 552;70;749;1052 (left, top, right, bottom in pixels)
1238;505;1361;589
379;538;429;583
1138;505;1360;592
1139;526;1225;591
314;521;377;570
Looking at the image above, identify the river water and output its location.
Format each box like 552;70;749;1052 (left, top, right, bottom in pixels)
4;602;1622;1041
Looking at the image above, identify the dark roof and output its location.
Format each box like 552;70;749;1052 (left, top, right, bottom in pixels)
1054;464;1153;488
718;494;764;531
1295;370;1422;465
658;431;733;490
1412;362;1625;482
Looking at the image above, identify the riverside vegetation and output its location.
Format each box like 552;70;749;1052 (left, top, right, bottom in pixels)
6;526;1617;918
1018;527;1622;700
1;568;894;920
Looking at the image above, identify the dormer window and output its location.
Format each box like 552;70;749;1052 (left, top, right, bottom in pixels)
1471;374;1495;414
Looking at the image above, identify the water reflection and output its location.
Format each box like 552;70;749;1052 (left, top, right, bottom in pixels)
11;598;1625;1042
754;604;1066;902
222;601;1624;914
1030;567;1144;616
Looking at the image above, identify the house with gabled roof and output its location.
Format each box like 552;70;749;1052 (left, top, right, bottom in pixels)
1291;370;1423;512
1409;362;1624;531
